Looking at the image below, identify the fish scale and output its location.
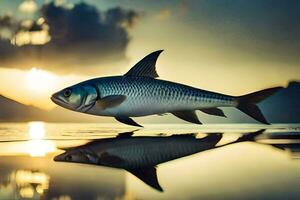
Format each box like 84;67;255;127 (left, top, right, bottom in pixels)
101;137;219;169
86;76;236;117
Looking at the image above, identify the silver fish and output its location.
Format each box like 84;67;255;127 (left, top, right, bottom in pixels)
54;130;263;191
51;50;283;127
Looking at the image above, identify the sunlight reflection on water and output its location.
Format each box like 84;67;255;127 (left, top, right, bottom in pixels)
14;170;50;198
27;122;56;157
28;122;45;140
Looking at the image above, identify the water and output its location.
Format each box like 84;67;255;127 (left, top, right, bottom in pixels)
0;122;300;200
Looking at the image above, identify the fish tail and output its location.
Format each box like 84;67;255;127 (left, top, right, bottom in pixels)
236;87;283;124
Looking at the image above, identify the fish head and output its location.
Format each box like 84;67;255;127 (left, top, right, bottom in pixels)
51;83;98;112
54;148;98;164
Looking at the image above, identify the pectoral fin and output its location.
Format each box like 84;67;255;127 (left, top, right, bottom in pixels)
115;116;143;127
172;110;202;124
100;152;125;165
96;95;126;109
199;108;226;117
127;166;163;192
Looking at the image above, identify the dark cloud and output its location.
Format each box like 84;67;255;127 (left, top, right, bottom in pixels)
0;2;140;74
106;7;139;28
0;15;14;29
193;0;300;40
186;0;300;64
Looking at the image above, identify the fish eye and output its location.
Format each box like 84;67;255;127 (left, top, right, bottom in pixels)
65;155;72;161
64;89;72;97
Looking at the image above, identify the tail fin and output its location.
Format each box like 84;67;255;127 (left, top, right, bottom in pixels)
237;87;283;124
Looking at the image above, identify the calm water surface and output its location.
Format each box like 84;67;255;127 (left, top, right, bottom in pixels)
0;122;300;200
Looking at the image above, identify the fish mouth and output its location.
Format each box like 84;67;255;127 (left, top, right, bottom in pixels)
51;93;73;110
50;95;58;104
53;153;65;162
51;95;65;107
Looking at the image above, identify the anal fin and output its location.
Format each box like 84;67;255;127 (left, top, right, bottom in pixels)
199;108;226;117
171;110;202;124
115;116;143;127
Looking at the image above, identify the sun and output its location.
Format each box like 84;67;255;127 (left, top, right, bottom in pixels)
26;67;58;93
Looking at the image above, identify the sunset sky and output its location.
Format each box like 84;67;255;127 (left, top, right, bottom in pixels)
0;0;299;110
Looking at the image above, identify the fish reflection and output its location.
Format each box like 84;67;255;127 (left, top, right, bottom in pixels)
258;132;300;159
54;130;262;191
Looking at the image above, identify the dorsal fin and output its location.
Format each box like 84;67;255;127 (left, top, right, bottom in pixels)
124;50;163;78
127;166;163;192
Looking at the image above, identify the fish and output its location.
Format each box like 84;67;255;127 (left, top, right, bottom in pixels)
54;130;263;191
51;50;283;127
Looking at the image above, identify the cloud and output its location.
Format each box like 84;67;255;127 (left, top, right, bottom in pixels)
18;0;38;13
155;9;171;21
186;0;300;65
0;1;140;74
177;0;188;15
154;1;188;21
0;15;14;29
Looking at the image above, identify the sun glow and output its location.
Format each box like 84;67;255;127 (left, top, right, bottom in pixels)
0;68;87;110
26;67;58;93
27;122;56;157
